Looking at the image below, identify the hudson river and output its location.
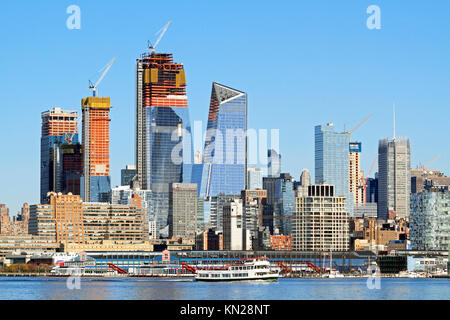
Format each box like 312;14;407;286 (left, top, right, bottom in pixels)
0;277;449;300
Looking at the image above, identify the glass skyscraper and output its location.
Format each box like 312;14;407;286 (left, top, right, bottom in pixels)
263;173;295;235
315;123;353;216
198;82;247;198
135;52;193;238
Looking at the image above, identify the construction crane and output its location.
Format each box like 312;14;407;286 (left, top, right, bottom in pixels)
148;21;172;52
419;154;442;171
345;114;373;138
361;155;378;203
88;57;116;97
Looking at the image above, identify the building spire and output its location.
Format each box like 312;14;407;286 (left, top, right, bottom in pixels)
393;103;396;140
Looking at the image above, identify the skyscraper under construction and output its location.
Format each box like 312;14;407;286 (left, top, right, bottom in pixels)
81;97;112;202
135;51;192;238
40;107;80;203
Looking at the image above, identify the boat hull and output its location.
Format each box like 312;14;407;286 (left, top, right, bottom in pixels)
195;276;279;282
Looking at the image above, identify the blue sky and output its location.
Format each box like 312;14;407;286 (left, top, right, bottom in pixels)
0;0;449;215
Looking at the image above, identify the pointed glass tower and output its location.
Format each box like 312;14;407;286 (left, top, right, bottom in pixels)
196;82;248;197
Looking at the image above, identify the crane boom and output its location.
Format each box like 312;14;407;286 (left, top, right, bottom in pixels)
422;154;442;170
149;21;171;52
350;114;373;135
89;58;116;97
363;155;378;203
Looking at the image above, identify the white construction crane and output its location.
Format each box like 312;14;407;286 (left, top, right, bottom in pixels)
148;21;172;52
89;57;116;97
345;114;373;138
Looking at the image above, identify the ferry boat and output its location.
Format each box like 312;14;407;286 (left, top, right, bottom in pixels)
194;258;279;282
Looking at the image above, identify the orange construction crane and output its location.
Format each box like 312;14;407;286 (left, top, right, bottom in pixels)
362;156;378;203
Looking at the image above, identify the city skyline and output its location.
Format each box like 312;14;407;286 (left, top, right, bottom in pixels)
1;1;450;215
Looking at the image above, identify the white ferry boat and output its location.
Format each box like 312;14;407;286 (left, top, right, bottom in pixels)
195;258;279;282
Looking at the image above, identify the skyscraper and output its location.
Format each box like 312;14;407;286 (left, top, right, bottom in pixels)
247;166;263;190
81;97;112;202
168;183;198;241
267;149;281;178
377;137;411;219
349;142;365;204
200;82;248;197
40;107;79;203
121;165;136;186
135;51;192;237
315;123;353;216
296;168;311;197
263;173;295;235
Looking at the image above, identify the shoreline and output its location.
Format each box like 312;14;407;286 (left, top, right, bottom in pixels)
0;273;448;279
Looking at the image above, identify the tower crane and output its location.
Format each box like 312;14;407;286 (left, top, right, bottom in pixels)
361;155;378;203
419;154;442;171
148;21;172;52
345;114;373;139
88;57;116;97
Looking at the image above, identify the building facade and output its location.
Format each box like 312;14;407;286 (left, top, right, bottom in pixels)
293;184;349;251
410;189;450;251
40;107;79;203
223;199;251;251
377;137;411;219
199;82;247;197
121;165;137;187
267;149;281;178
247;166;263;190
315;123;353;217
81;97;112;203
263;173;295;235
169;183;198;241
135;52;193;238
349;142;365;204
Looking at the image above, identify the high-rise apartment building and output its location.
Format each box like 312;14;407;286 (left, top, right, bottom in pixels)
349;142;365;204
81;97;112;202
315;123;353;216
40;107;79;203
247;166;263;190
293;184;349;251
199;82;247;197
410;189;450;251
135;52;192;238
377;137;411;219
169;183;198;241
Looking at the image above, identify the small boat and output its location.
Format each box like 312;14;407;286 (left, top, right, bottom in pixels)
194;257;279;282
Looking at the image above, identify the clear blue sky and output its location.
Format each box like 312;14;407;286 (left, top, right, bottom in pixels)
0;0;449;215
